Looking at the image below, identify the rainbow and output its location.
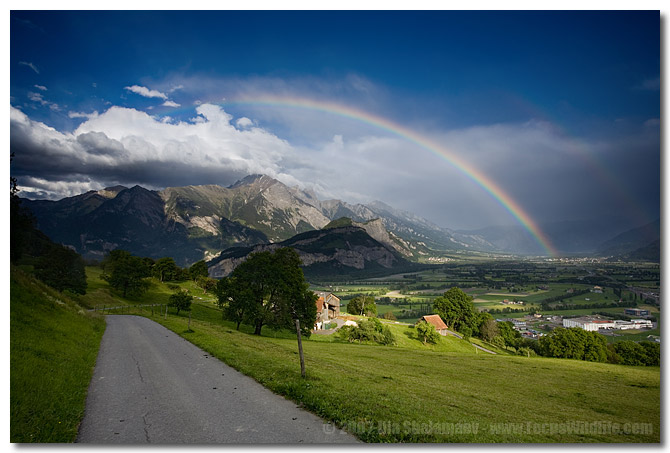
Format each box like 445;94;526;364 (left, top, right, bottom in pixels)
219;95;559;257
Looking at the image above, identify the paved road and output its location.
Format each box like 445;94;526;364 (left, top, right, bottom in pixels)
76;316;357;444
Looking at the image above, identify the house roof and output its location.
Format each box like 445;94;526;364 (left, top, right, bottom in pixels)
316;297;324;313
420;314;448;330
315;291;340;306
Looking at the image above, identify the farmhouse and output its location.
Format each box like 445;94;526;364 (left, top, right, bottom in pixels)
315;292;341;323
418;315;448;335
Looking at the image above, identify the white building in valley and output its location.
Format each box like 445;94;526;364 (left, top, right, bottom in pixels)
563;317;652;332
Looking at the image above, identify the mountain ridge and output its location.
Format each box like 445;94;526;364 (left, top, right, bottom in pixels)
23;175;485;265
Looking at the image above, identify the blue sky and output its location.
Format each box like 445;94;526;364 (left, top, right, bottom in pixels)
9;10;661;233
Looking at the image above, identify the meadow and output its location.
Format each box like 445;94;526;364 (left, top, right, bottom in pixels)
85;267;659;442
11;262;661;443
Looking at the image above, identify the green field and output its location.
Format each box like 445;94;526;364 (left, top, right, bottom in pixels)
13;264;661;443
90;266;659;443
138;307;660;442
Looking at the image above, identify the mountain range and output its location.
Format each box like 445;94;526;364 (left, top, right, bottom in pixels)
22;174;660;270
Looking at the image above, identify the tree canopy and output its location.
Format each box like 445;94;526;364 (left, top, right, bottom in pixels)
169;290;193;315
189;260;209;280
34;244;87;294
153;257;179;282
432;287;477;332
347;295;377;316
538;327;608;362
215;248;317;336
102;250;151;298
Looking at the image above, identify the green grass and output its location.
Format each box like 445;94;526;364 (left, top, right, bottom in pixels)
138;309;660;442
10;267;106;443
49;266;660;443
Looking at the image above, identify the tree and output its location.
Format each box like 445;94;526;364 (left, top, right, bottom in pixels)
216;276;249;329
538;328;607;363
416;320;440;345
611;341;659;366
169;290;193;315
348;295;377;316
497;321;522;349
433;287;477;332
34;244;87;294
102;250;151;298
189;260;209;280
216;248;317;337
196;275;217;294
153;257;179;282
479;318;500;341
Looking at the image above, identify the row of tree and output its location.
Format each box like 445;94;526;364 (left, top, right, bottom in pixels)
537;328;660;366
101;250;214;298
424;287;659;366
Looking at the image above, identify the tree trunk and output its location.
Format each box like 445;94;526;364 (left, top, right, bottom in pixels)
254;321;263;336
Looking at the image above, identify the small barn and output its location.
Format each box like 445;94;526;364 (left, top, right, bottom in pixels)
418;314;448;335
315;292;341;323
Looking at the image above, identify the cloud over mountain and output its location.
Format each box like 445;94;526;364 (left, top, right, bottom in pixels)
10;104;299;199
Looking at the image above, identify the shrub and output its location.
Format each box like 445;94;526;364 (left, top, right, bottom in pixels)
381;311;397;321
338;318;395;346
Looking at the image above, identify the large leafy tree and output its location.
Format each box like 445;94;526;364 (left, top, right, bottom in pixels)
153;257;179;282
102;250;151;298
189;260;209;280
217;276;251;329
432;287;477;332
216;248;317;336
34;244;87;294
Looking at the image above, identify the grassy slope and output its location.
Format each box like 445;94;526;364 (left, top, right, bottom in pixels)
71;268;661;442
10;267;106;442
143;311;660;442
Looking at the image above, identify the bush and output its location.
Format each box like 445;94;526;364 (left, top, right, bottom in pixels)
490;336;506;349
459;326;472;341
612;341;659;366
338;318;395;346
381;311;397;321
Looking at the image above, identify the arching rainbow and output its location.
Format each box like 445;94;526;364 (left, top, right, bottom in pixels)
219;95;559;257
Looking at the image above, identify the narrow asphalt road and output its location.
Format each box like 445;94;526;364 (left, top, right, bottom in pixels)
76;315;357;444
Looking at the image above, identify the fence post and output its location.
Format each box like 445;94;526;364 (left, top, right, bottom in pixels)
295;319;306;378
165;305;168;319
188;311;191;330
